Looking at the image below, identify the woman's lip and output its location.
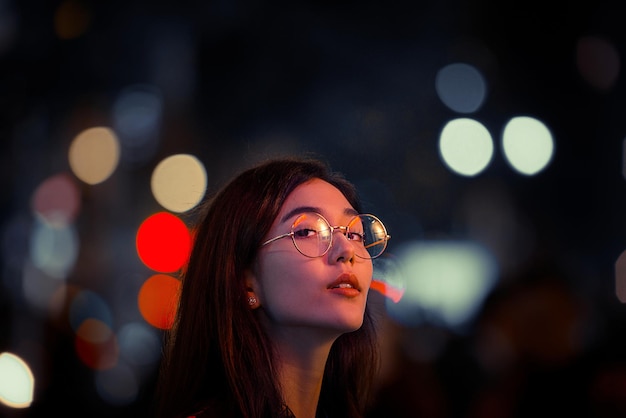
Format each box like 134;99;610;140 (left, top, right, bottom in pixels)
327;273;360;291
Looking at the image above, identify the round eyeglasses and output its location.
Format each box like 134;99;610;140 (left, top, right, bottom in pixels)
261;212;391;259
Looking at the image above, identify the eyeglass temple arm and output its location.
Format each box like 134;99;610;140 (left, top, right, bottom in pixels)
261;232;293;247
364;235;391;249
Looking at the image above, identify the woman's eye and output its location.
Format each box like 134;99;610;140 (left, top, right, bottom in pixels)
294;228;317;238
347;232;364;242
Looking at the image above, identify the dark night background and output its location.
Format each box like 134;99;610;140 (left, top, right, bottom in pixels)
2;0;626;417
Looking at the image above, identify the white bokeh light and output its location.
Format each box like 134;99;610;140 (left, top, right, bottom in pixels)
502;116;554;175
151;154;207;213
385;240;498;329
439;118;494;177
0;352;34;408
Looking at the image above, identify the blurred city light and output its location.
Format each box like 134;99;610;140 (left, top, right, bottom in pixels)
615;250;626;303
31;173;81;226
385;240;498;330
29;219;79;280
113;84;163;166
54;0;91;40
117;322;162;367
0;352;34;408
372;255;406;303
138;273;180;330
501;116;554;176
68;127;121;185
576;35;620;91
435;62;487;114
439;117;494;176
136;212;192;273
151;153;207;213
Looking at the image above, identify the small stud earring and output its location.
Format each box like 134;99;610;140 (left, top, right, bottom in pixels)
248;296;257;306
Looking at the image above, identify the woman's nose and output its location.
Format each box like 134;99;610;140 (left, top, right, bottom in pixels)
329;230;355;264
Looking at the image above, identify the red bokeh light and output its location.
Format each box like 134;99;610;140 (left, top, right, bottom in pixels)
136;212;191;273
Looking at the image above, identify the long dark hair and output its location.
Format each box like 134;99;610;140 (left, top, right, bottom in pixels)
155;157;379;418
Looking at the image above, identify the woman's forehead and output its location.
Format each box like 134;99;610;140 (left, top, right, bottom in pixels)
277;179;355;221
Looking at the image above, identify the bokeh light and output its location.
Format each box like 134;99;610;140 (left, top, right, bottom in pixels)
113;84;163;165
501;116;554;175
439;118;494;176
31;173;81;226
117;322;162;366
385;240;498;329
151;154;207;213
29;219;79;279
435;62;487;113
615;250;626;303
54;0;91;40
372;255;406;303
0;352;34;408
576;35;620;91
136;212;192;273
138;274;180;330
68;126;121;185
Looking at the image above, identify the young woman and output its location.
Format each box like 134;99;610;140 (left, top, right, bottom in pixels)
155;157;391;418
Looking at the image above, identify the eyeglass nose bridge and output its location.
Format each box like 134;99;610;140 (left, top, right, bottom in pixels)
327;224;363;252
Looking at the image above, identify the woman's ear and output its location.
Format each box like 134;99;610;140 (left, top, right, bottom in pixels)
244;269;260;309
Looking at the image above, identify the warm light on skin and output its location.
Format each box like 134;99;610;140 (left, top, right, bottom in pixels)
252;179;373;339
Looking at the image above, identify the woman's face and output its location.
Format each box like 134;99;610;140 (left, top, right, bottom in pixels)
252;178;373;339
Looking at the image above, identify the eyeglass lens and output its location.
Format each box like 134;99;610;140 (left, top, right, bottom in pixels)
291;213;388;258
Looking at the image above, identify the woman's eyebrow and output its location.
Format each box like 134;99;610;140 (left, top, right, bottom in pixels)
280;206;321;223
280;206;358;223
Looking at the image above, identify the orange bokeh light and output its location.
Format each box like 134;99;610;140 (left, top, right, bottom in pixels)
138;274;180;330
371;279;405;303
136;212;191;273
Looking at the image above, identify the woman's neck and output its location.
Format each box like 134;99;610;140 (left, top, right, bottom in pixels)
271;329;337;418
